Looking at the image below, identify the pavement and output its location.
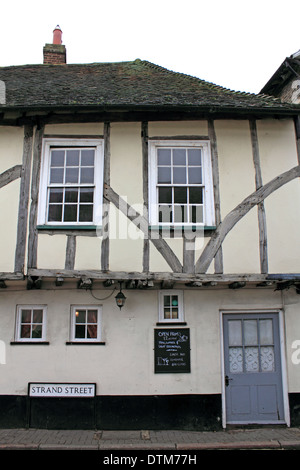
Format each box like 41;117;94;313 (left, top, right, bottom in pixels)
0;426;300;451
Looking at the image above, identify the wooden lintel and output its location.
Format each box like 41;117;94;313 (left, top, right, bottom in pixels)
27;268;273;284
0;272;24;280
161;280;175;289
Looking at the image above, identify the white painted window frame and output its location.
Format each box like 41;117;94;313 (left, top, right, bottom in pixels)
38;138;104;227
15;305;47;342
148;140;215;227
70;305;102;342
158;290;184;323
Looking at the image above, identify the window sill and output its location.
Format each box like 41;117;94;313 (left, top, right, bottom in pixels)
66;341;106;345
37;225;99;230
149;225;216;231
156;322;187;326
10;341;50;345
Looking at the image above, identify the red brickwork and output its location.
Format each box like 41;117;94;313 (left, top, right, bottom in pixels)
43;45;66;64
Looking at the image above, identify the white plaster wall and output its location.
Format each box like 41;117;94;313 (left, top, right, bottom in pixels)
44;123;104;135
215;120;260;273
257;119;300;273
37;234;66;269
0;287;296;396
283;290;300;392
0;127;23;272
110;122;143;208
148;120;208;137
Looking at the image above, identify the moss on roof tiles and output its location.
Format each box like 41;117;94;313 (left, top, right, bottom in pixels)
0;59;299;113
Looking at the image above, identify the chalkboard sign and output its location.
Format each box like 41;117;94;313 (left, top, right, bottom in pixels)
154;328;190;373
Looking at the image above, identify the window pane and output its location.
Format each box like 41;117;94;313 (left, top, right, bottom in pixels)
173;149;186;165
48;205;62;222
65;167;79;183
158;187;172;204
80;167;94;184
87;310;98;323
32;325;42;339
229;347;243;373
189;187;203;204
79;205;93;222
87;325;97;339
171;295;178;306
174;205;187;223
51;150;64;167
50;168;64;184
49;189;63;203
65;188;78;203
21;309;31;323
188;149;202;166
157;149;171;165
164;309;171;319
158;167;171;184
33;309;43;323
260;319;273;345
159;205;172;223
245;347;259;372
244;320;258;346
190;205;203;223
260;346;275;371
171;308;178;319
81;149;95;166
66;149;79;166
75;325;86;338
228;320;242;346
21;325;31;338
64;205;77;222
164;296;171;306
174;187;187;203
188;167;202;184
75;310;86;323
80;188;94;203
173;167;186;184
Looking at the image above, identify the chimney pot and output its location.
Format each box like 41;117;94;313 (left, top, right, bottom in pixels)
53;25;62;45
43;26;66;64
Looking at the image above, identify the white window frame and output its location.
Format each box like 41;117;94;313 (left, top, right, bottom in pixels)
70;305;102;342
37;138;104;227
148;140;215;227
158;290;184;323
15;305;47;342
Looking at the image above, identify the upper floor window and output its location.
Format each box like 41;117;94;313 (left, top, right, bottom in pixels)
38;138;104;227
15;305;47;342
148;140;215;227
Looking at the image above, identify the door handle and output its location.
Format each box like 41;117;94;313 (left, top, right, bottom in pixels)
225;375;233;387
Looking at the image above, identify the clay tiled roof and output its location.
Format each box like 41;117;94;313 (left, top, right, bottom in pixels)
0;59;299;115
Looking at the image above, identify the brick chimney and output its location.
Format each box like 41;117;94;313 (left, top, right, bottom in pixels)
43;26;66;64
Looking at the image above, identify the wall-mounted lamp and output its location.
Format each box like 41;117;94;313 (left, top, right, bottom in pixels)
115;282;126;310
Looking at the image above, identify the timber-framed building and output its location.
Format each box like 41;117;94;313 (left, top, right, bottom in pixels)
0;27;300;429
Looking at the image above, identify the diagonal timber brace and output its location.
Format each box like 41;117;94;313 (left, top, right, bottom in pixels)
104;184;183;273
195;165;300;273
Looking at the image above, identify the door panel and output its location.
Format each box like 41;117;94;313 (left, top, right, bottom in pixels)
223;312;285;424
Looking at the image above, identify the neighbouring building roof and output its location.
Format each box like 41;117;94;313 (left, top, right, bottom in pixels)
0;59;299;116
260;53;300;100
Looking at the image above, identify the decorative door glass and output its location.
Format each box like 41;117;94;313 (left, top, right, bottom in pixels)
228;318;275;373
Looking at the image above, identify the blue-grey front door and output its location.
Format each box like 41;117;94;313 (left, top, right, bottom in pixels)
223;312;285;424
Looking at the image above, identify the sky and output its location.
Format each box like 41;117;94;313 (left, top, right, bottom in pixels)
1;0;300;94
